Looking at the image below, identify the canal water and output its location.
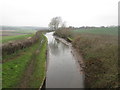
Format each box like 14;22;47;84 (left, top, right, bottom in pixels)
45;32;84;88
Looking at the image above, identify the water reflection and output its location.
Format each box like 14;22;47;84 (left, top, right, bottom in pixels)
49;40;59;56
49;36;69;56
45;32;84;88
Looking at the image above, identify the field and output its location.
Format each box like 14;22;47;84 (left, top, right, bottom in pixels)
1;30;36;36
54;27;118;88
1;30;37;43
2;34;34;43
2;31;47;88
73;27;118;36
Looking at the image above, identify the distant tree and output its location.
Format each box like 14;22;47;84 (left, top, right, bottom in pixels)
69;26;74;29
49;17;62;30
101;26;105;28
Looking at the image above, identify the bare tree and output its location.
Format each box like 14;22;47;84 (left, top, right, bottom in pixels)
49;17;62;30
61;21;66;29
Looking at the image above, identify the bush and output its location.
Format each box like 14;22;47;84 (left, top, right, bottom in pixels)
54;28;73;42
2;31;42;58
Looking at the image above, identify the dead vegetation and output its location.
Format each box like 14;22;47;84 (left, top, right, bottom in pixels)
72;34;118;88
54;28;118;88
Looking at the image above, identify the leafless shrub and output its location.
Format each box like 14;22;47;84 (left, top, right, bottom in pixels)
2;31;42;57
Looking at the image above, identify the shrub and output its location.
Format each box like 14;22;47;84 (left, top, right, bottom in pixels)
2;31;42;58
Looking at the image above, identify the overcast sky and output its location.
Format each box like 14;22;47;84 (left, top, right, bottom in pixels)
1;0;119;27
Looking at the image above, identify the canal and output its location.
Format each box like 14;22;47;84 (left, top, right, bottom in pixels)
45;32;84;88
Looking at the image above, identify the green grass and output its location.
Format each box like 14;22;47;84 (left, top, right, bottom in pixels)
29;34;47;88
2;34;47;88
73;27;118;36
0;64;2;90
2;34;34;43
2;42;39;88
15;30;37;34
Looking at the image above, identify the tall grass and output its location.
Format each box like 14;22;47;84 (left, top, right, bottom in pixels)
54;28;118;88
72;34;118;88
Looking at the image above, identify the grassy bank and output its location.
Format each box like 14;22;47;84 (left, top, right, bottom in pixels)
54;28;118;88
2;33;47;88
29;34;47;88
73;34;118;88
